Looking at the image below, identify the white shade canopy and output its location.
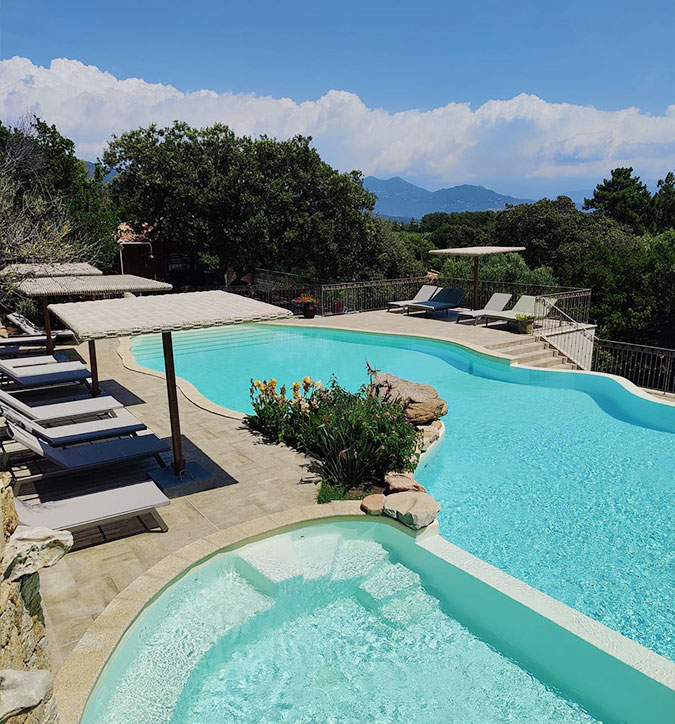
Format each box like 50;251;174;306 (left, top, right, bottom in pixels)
17;274;172;298
430;246;526;257
49;290;293;342
0;262;102;277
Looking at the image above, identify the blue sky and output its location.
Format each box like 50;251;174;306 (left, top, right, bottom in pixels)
1;0;673;195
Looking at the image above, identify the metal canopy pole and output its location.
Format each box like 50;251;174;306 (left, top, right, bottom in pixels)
42;300;54;354
472;257;480;310
162;331;185;476
88;340;100;396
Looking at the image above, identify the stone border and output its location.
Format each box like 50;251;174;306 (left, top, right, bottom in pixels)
54;505;674;724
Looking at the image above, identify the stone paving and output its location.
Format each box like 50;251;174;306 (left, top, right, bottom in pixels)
38;310;518;666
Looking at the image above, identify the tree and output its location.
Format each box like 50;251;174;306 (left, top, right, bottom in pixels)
0;117;119;269
104;121;385;281
0;119;118;307
653;172;675;232
583;167;653;234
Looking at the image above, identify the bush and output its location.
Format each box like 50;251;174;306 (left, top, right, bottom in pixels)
246;373;421;494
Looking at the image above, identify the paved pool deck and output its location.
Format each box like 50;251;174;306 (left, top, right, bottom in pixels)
38;310;519;666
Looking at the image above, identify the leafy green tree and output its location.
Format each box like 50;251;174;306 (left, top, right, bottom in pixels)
583;167;653;234
653;172;675;232
104;122;382;281
0;117;119;268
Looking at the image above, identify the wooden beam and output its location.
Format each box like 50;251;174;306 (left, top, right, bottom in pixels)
88;340;100;396
162;331;185;475
42;299;54;354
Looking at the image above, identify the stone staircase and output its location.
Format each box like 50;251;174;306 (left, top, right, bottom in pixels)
486;337;578;370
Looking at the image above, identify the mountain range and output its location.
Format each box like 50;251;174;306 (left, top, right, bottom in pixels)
363;176;534;219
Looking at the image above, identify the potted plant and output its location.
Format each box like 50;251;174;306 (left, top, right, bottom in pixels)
296;292;319;319
516;314;535;334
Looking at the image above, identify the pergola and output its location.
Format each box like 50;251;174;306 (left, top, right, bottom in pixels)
15;274;172;377
48;290;293;482
0;262;102;278
429;246;526;310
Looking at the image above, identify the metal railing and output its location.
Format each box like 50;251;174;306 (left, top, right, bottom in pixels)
592;339;675;394
320;277;428;315
534;295;596;369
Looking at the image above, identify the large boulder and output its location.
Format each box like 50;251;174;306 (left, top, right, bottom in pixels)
371;373;448;425
0;669;52;720
2;527;72;583
384;472;426;494
383;492;441;530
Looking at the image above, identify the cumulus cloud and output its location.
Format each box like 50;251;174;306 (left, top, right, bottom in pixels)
1;56;673;191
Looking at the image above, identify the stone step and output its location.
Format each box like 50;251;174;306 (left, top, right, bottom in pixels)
490;342;549;357
487;338;539;351
511;349;560;364
379;584;441;627
529;355;571;368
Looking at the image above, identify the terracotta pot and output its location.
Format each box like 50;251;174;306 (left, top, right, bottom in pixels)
302;302;317;319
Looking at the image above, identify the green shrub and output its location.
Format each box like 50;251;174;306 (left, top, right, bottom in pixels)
246;372;421;496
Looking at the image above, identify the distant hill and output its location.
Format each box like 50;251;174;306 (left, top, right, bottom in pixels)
364;176;533;219
83;160;117;183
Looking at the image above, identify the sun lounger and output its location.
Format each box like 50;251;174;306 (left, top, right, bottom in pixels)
0;359;90;387
0;355;59;368
0;389;122;424
0;335;51;348
407;287;465;315
456;293;512;324
1;407;146;446
0;346;21;358
14;481;170;533
5;422;169;491
483;295;556;328
7;313;75;342
387;285;438;312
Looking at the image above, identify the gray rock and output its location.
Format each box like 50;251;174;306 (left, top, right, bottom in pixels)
2;527;72;583
371;373;448;425
360;494;385;515
384;472;426;493
383;492;441;530
0;669;52;720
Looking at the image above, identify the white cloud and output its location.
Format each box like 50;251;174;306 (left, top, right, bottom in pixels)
1;56;673;192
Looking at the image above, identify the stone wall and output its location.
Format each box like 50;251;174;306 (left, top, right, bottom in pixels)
0;473;71;724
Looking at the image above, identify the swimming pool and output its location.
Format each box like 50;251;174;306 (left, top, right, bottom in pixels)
131;324;675;660
80;520;672;724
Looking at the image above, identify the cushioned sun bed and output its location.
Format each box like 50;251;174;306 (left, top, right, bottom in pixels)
14;481;170;533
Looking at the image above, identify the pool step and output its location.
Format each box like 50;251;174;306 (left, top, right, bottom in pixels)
235;536;304;592
359;560;420;600
330;538;389;580
292;533;342;580
101;568;273;724
486;338;579;370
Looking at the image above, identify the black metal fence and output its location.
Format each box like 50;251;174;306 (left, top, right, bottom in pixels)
592;339;675;394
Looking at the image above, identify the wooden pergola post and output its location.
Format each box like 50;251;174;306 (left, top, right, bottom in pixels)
472;257;480;310
88;340;100;396
162;331;185;476
42;300;54;354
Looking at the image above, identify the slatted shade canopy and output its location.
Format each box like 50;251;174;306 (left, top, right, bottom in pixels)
16;274;172;298
0;263;102;277
430;246;526;309
16;274;173;363
49;291;293;477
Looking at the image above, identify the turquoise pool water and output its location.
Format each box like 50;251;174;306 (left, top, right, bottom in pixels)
131;324;675;660
82;522;617;724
